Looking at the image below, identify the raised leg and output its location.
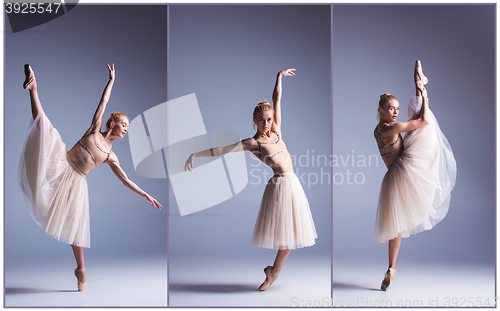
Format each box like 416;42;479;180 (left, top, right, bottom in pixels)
29;88;44;120
71;244;86;291
414;60;428;99
259;249;291;291
23;65;43;120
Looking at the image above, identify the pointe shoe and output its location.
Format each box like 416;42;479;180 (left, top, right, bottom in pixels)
414;60;428;86
74;268;86;291
259;266;279;291
380;268;395;291
23;64;36;90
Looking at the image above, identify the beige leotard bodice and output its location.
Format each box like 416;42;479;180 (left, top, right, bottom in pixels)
67;132;113;175
253;131;293;173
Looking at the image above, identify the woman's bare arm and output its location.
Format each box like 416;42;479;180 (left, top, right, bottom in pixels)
84;64;115;135
107;154;162;210
391;84;430;134
185;138;256;172
272;68;295;129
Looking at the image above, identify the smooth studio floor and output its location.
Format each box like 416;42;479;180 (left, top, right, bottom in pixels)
5;254;494;307
5;256;167;307
168;252;331;307
332;257;496;308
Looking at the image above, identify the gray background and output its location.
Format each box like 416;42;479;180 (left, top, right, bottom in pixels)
4;3;168;295
332;4;495;266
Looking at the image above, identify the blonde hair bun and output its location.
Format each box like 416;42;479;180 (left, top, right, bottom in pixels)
378;93;397;109
106;111;128;130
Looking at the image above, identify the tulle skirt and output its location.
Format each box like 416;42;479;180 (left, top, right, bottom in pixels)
19;113;90;248
251;171;317;250
375;96;456;243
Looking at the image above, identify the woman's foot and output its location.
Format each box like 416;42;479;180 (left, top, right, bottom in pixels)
380;267;395;291
23;64;37;90
259;266;279;291
414;60;428;87
74;268;86;291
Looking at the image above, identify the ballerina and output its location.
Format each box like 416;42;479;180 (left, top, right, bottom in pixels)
185;69;317;291
19;64;162;291
373;60;456;291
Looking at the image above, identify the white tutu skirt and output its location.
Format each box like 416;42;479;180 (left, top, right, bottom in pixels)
375;96;457;243
19;113;90;248
251;171;317;250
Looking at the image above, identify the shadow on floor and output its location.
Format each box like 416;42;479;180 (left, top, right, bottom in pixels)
169;283;258;293
332;282;379;291
5;287;78;294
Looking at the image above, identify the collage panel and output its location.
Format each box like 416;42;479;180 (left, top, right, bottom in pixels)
4;4;168;307
167;4;332;307
331;4;495;307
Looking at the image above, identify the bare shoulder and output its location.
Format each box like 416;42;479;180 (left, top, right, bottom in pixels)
374;123;389;135
380;123;398;134
241;137;258;152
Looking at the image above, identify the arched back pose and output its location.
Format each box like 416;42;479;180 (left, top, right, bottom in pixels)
19;64;162;291
185;69;317;291
374;60;456;291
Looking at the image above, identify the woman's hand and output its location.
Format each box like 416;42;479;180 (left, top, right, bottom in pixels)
146;194;162;210
279;68;296;77
185;153;196;172
417;82;428;100
107;63;115;81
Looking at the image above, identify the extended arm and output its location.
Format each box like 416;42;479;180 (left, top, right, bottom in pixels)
391;99;429;135
393;84;430;133
108;155;162;210
84;64;115;135
272;68;295;128
185;138;256;172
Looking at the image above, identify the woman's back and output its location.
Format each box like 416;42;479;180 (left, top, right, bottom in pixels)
375;124;403;169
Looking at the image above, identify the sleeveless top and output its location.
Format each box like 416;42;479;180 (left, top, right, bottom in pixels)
253;131;286;164
78;132;112;165
376;124;403;168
